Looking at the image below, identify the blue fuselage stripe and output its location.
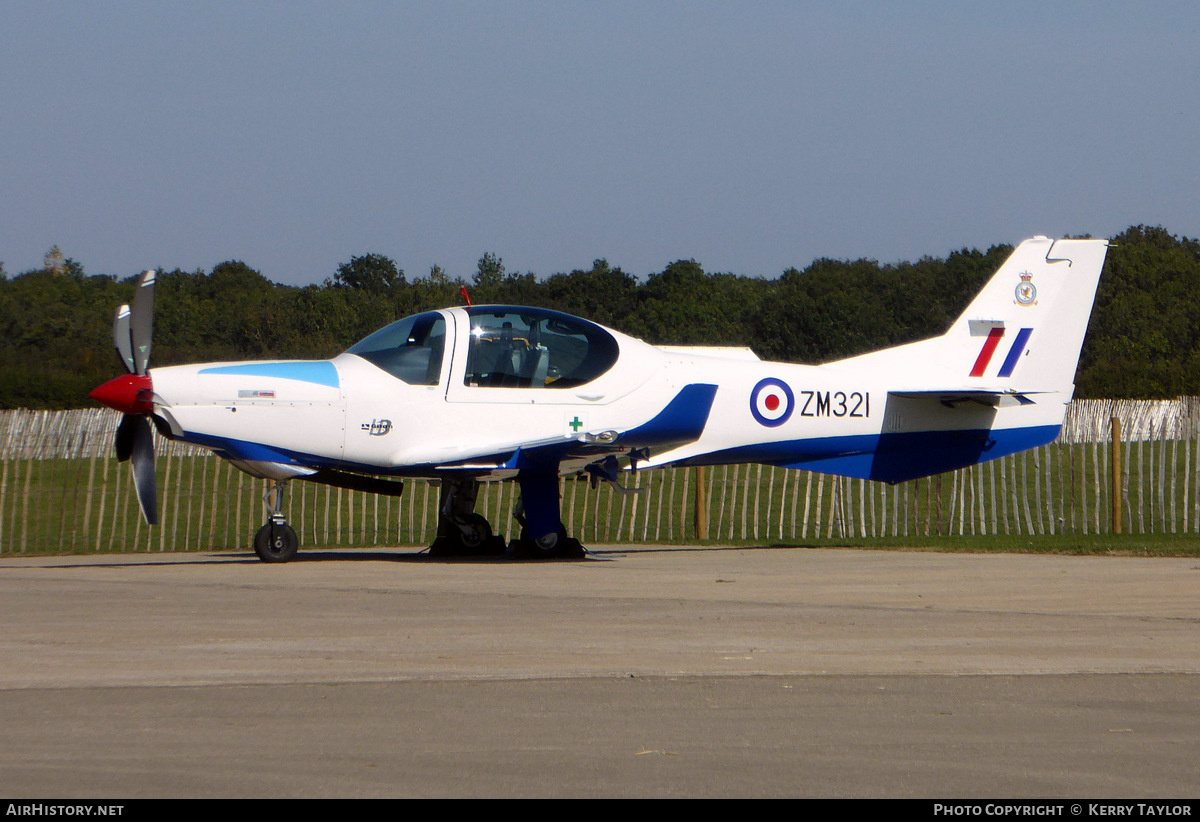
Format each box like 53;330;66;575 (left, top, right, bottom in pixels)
181;421;1060;487
680;424;1061;484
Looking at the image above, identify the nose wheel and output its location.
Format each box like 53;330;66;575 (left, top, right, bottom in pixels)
254;479;300;563
254;518;299;563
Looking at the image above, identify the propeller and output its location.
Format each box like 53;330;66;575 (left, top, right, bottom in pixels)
89;270;158;525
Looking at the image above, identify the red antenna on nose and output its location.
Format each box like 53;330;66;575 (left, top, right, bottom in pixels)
459;286;472;307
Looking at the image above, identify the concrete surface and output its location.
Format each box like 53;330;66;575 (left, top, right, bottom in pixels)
0;545;1197;797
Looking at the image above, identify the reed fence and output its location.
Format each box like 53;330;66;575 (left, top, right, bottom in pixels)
2;399;1199;553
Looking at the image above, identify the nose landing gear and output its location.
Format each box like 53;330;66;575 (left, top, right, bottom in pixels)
254;479;299;562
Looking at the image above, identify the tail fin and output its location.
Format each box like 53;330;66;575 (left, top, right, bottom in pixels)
821;237;1109;483
943;236;1109;392
840;236;1109;397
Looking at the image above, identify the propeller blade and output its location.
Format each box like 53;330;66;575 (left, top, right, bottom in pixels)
130;270;155;376
101;272;160;526
113;304;134;374
127;414;158;525
115;413;137;462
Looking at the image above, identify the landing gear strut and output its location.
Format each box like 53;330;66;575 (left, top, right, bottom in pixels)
254;479;299;562
507;471;585;559
428;478;508;556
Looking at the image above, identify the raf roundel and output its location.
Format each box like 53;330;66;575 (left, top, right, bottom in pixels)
750;378;794;427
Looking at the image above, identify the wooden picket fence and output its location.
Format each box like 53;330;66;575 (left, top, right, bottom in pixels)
2;400;1199;554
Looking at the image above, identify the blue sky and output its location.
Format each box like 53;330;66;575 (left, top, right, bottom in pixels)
3;1;1198;285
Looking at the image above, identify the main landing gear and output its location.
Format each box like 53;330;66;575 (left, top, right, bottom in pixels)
428;477;508;557
430;475;585;560
508;471;585;559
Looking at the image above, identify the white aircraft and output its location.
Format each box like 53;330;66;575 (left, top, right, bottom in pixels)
90;236;1109;562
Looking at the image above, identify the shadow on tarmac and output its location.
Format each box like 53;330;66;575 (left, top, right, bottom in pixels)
13;542;810;569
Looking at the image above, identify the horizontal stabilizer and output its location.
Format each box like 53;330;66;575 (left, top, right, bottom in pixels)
888;389;1040;408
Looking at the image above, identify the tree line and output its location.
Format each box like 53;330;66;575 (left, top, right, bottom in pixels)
1;225;1195;409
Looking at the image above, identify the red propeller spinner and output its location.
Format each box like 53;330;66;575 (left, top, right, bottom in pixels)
89;373;154;416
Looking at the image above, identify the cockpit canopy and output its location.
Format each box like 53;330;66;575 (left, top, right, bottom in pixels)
463;307;619;388
346;306;619;388
346;311;446;385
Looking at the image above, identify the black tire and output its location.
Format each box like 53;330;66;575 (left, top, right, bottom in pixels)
524;527;559;558
254;522;299;563
429;514;502;557
517;527;584;559
457;513;492;549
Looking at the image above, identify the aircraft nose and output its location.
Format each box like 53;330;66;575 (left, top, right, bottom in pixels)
89;373;154;415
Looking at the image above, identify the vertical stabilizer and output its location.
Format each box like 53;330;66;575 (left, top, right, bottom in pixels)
943;237;1109;392
803;236;1110;482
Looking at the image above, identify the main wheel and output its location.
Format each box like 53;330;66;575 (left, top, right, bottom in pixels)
457;513;492;549
429;514;502;557
254;521;299;563
517;527;584;559
525;528;559;557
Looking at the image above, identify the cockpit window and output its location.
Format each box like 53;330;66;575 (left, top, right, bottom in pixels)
346;312;445;385
465;307;618;389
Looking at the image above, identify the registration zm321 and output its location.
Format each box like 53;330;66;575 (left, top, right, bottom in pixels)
798;390;870;419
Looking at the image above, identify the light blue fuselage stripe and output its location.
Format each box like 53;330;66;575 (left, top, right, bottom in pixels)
197;361;340;388
997;328;1033;378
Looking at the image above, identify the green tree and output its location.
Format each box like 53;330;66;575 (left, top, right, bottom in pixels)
333;253;404;292
628;260;767;347
1075;225;1200;397
412;264;466;310
473;252;505;288
541;259;639;328
41;245;85;279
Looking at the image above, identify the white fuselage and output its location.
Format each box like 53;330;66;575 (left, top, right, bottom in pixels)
148;303;1070;485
